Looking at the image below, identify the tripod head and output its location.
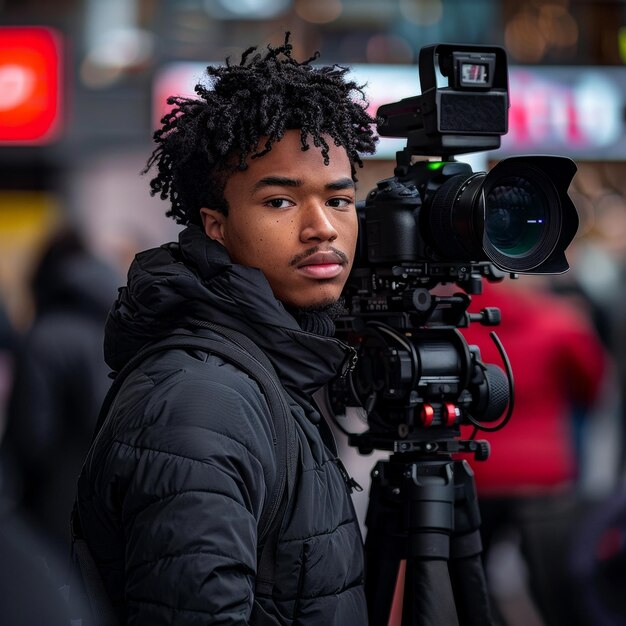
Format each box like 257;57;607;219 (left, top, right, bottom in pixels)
330;270;513;461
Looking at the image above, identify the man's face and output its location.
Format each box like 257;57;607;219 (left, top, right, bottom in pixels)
200;130;358;310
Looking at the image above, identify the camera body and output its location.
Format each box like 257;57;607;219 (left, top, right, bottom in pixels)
332;44;579;455
360;43;578;278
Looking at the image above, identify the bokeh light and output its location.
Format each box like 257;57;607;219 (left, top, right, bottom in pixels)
398;0;443;26
294;0;343;24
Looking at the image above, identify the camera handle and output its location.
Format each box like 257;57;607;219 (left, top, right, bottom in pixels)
364;452;494;626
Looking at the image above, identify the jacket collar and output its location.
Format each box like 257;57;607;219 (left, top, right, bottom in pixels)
104;226;353;398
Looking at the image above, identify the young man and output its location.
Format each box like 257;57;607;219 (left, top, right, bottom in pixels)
75;35;377;625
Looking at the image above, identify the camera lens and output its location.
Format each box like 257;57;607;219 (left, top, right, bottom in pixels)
481;163;564;272
484;176;548;257
402;155;577;274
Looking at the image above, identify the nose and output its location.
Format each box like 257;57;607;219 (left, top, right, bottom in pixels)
300;201;338;243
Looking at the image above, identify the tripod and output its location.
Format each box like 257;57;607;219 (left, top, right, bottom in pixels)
363;450;494;626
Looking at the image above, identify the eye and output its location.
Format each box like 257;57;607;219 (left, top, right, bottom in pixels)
327;197;354;209
264;198;295;209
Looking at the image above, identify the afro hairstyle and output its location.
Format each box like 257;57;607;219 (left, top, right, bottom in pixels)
144;32;378;226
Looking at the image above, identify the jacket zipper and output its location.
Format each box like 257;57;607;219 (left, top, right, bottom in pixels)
333;458;363;494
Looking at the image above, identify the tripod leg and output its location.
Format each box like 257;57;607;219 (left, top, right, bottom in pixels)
365;544;406;626
449;550;493;626
403;558;460;626
367;556;461;626
365;458;463;626
448;460;495;626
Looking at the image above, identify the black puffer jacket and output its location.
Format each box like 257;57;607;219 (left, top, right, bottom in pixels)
76;226;368;625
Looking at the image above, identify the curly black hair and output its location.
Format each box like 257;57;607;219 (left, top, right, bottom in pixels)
144;32;378;226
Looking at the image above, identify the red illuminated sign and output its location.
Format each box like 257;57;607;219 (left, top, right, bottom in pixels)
0;27;63;144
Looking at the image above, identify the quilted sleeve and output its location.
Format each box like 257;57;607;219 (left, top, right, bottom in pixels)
87;363;278;626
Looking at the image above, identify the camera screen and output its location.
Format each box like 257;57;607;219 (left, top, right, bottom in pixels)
460;62;488;86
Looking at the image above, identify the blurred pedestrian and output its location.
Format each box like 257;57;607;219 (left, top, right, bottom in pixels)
3;225;119;549
461;277;608;626
0;498;77;625
0;292;84;625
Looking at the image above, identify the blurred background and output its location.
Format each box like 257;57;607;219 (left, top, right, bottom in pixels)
1;0;626;624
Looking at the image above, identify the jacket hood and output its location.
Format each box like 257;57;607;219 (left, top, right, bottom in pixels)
104;226;352;397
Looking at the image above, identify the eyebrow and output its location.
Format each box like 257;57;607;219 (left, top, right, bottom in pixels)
252;176;355;192
326;177;356;191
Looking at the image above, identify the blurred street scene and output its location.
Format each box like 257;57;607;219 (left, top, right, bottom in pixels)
2;0;626;624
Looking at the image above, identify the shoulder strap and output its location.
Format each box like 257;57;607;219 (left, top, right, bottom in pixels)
76;323;296;605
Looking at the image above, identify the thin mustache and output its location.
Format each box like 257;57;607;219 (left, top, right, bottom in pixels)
289;246;349;267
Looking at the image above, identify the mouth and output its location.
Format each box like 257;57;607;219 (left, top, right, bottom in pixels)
295;250;347;280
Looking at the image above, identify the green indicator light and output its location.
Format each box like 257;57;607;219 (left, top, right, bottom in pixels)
426;161;446;170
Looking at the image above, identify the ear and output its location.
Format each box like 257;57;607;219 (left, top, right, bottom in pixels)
200;208;226;245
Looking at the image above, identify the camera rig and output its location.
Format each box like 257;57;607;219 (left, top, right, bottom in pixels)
330;43;578;456
328;44;579;626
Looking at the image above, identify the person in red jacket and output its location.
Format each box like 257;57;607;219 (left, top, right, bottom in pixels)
461;277;608;626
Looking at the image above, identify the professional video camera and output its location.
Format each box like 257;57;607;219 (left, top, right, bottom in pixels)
330;43;578;456
328;44;579;626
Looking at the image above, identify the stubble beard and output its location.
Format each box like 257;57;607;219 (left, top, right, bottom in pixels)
292;296;347;319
